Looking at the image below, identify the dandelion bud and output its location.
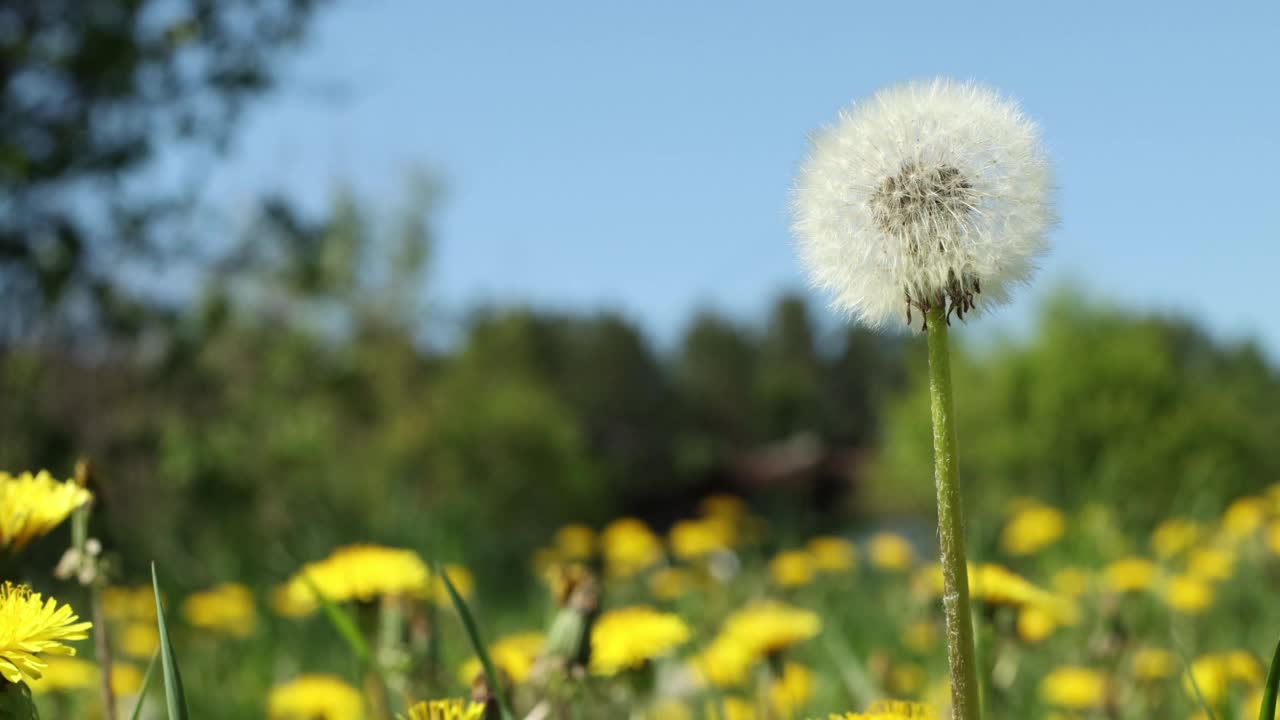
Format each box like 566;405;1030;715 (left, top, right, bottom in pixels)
792;78;1055;329
540;571;600;672
0;681;38;720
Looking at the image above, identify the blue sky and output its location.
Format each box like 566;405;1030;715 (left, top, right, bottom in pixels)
197;1;1280;353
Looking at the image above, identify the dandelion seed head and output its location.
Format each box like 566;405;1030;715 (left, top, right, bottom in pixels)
792;78;1055;329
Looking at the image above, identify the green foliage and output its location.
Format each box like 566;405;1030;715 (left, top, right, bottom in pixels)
878;289;1280;527
305;577;373;668
436;563;514;720
1;0;324;329
1261;637;1280;720
128;651;159;720
152;565;189;720
0;681;39;720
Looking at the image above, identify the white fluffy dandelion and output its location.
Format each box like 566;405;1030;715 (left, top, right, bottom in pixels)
791;78;1055;329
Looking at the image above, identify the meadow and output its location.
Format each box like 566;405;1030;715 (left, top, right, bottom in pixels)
5;466;1280;719
5;7;1278;718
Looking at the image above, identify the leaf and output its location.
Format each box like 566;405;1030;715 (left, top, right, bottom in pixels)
128;650;159;720
151;563;189;720
436;562;514;720
1259;635;1280;720
302;574;372;666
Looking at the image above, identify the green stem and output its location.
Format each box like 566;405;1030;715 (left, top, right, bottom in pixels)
925;304;981;720
92;587;118;720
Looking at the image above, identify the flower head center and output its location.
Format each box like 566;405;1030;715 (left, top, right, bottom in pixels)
869;163;984;327
870;162;977;249
870;162;977;246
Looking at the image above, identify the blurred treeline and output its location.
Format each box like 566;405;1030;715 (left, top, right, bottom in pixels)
6;0;1280;598
0;175;909;590
7;175;1280;596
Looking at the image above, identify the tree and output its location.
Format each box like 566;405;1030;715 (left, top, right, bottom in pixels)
675;311;761;469
876;290;1280;528
1;0;323;336
755;294;823;438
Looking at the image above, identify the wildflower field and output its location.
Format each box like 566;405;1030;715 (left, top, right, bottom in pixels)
4;4;1278;720
6;465;1280;719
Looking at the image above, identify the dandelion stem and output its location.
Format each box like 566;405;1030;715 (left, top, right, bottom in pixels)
92;589;119;720
925;303;981;720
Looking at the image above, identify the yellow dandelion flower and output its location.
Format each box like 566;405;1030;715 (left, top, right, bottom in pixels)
868;533;915;571
669;517;734;560
111;662;144;696
649;567;692;601
971;564;1051;608
544;562;593;607
1016;605;1057;643
1000;503;1065;556
1102;557;1158;593
1186;547;1235;582
601;518;663;578
828;699;937;719
1185;655;1231;705
690;634;755;688
276;544;429;616
721;600;820;659
101;586;156;623
888;663;928;695
706;696;757;720
901;621;938;654
182;582;257;638
118;621;159;659
700;494;748;519
553;524;596;560
400;699;485;720
647;699;692;720
1130;648;1175;681
807;536;857;572
590;605;690;676
910;564;944;599
1181;652;1262;706
0;471;92;552
913;563;1076;623
25;656;94;693
1246;688;1280;720
1040;666;1107;709
1266;522;1280;556
1050;567;1091;598
943;564;1078;627
1151;518;1203;559
458;632;543;685
0;583;93;684
268;674;364;720
431;564;475;607
1162;574;1215;614
26;656;143;696
532;547;560;576
924;681;950;714
1221;496;1268;539
769;662;813;717
1223;650;1263;686
769;550;817;588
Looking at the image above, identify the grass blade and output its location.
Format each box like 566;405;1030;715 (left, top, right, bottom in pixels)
302;574;372;666
150;563;189;720
822;634;879;708
436;562;514;720
1174;635;1216;720
128;650;159;720
1259;635;1280;720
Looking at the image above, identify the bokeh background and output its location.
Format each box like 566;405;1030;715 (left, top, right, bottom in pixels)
3;1;1279;717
